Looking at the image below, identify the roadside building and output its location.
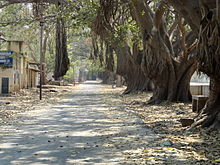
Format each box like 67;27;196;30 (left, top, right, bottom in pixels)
27;62;40;88
0;40;39;94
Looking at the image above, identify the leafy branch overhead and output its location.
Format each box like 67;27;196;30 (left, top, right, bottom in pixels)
0;0;220;131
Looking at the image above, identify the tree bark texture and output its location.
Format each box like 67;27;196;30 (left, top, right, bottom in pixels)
192;78;220;130
167;0;220;130
54;18;70;80
93;1;152;94
131;0;197;104
105;44;114;72
193;3;220;130
114;43;152;94
101;71;115;84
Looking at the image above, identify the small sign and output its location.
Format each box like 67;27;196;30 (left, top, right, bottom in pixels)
0;57;13;66
0;51;13;56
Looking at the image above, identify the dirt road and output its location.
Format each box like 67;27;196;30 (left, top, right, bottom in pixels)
0;82;156;165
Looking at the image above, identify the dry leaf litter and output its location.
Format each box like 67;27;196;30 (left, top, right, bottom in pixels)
102;85;220;164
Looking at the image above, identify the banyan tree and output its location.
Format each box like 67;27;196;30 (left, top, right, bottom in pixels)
130;0;198;104
53;17;70;80
93;0;152;94
4;0;220;130
94;0;198;101
166;0;220;130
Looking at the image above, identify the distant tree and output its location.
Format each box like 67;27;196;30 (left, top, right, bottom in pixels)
93;0;152;94
54;17;70;80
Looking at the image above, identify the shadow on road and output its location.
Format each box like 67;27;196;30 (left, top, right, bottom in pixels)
0;83;154;164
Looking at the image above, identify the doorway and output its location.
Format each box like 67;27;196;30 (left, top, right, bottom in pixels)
2;77;9;94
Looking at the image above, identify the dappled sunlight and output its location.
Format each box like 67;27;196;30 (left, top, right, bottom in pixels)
0;83;156;164
112;87;219;164
1;82;217;164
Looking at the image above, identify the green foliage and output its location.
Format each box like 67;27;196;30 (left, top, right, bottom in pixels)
0;0;116;82
63;62;75;82
86;60;104;74
0;4;39;58
45;50;55;73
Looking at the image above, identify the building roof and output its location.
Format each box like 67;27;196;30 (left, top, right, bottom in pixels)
29;67;40;72
29;62;40;66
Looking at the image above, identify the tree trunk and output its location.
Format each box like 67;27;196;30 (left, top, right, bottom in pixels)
192;78;220;130
148;59;196;104
131;0;197;104
190;4;220;130
93;0;152;94
54;18;70;80
114;43;151;94
123;65;152;94
42;30;49;85
165;0;220;130
101;71;115;84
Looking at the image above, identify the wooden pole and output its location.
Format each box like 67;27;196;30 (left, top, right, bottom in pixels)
40;21;44;100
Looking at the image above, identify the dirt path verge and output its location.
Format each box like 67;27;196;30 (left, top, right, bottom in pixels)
0;85;79;124
107;86;220;164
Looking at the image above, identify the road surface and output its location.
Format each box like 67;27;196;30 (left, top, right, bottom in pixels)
0;82;156;165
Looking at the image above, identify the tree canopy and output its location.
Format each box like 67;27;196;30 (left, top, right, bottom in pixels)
1;0;220;130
